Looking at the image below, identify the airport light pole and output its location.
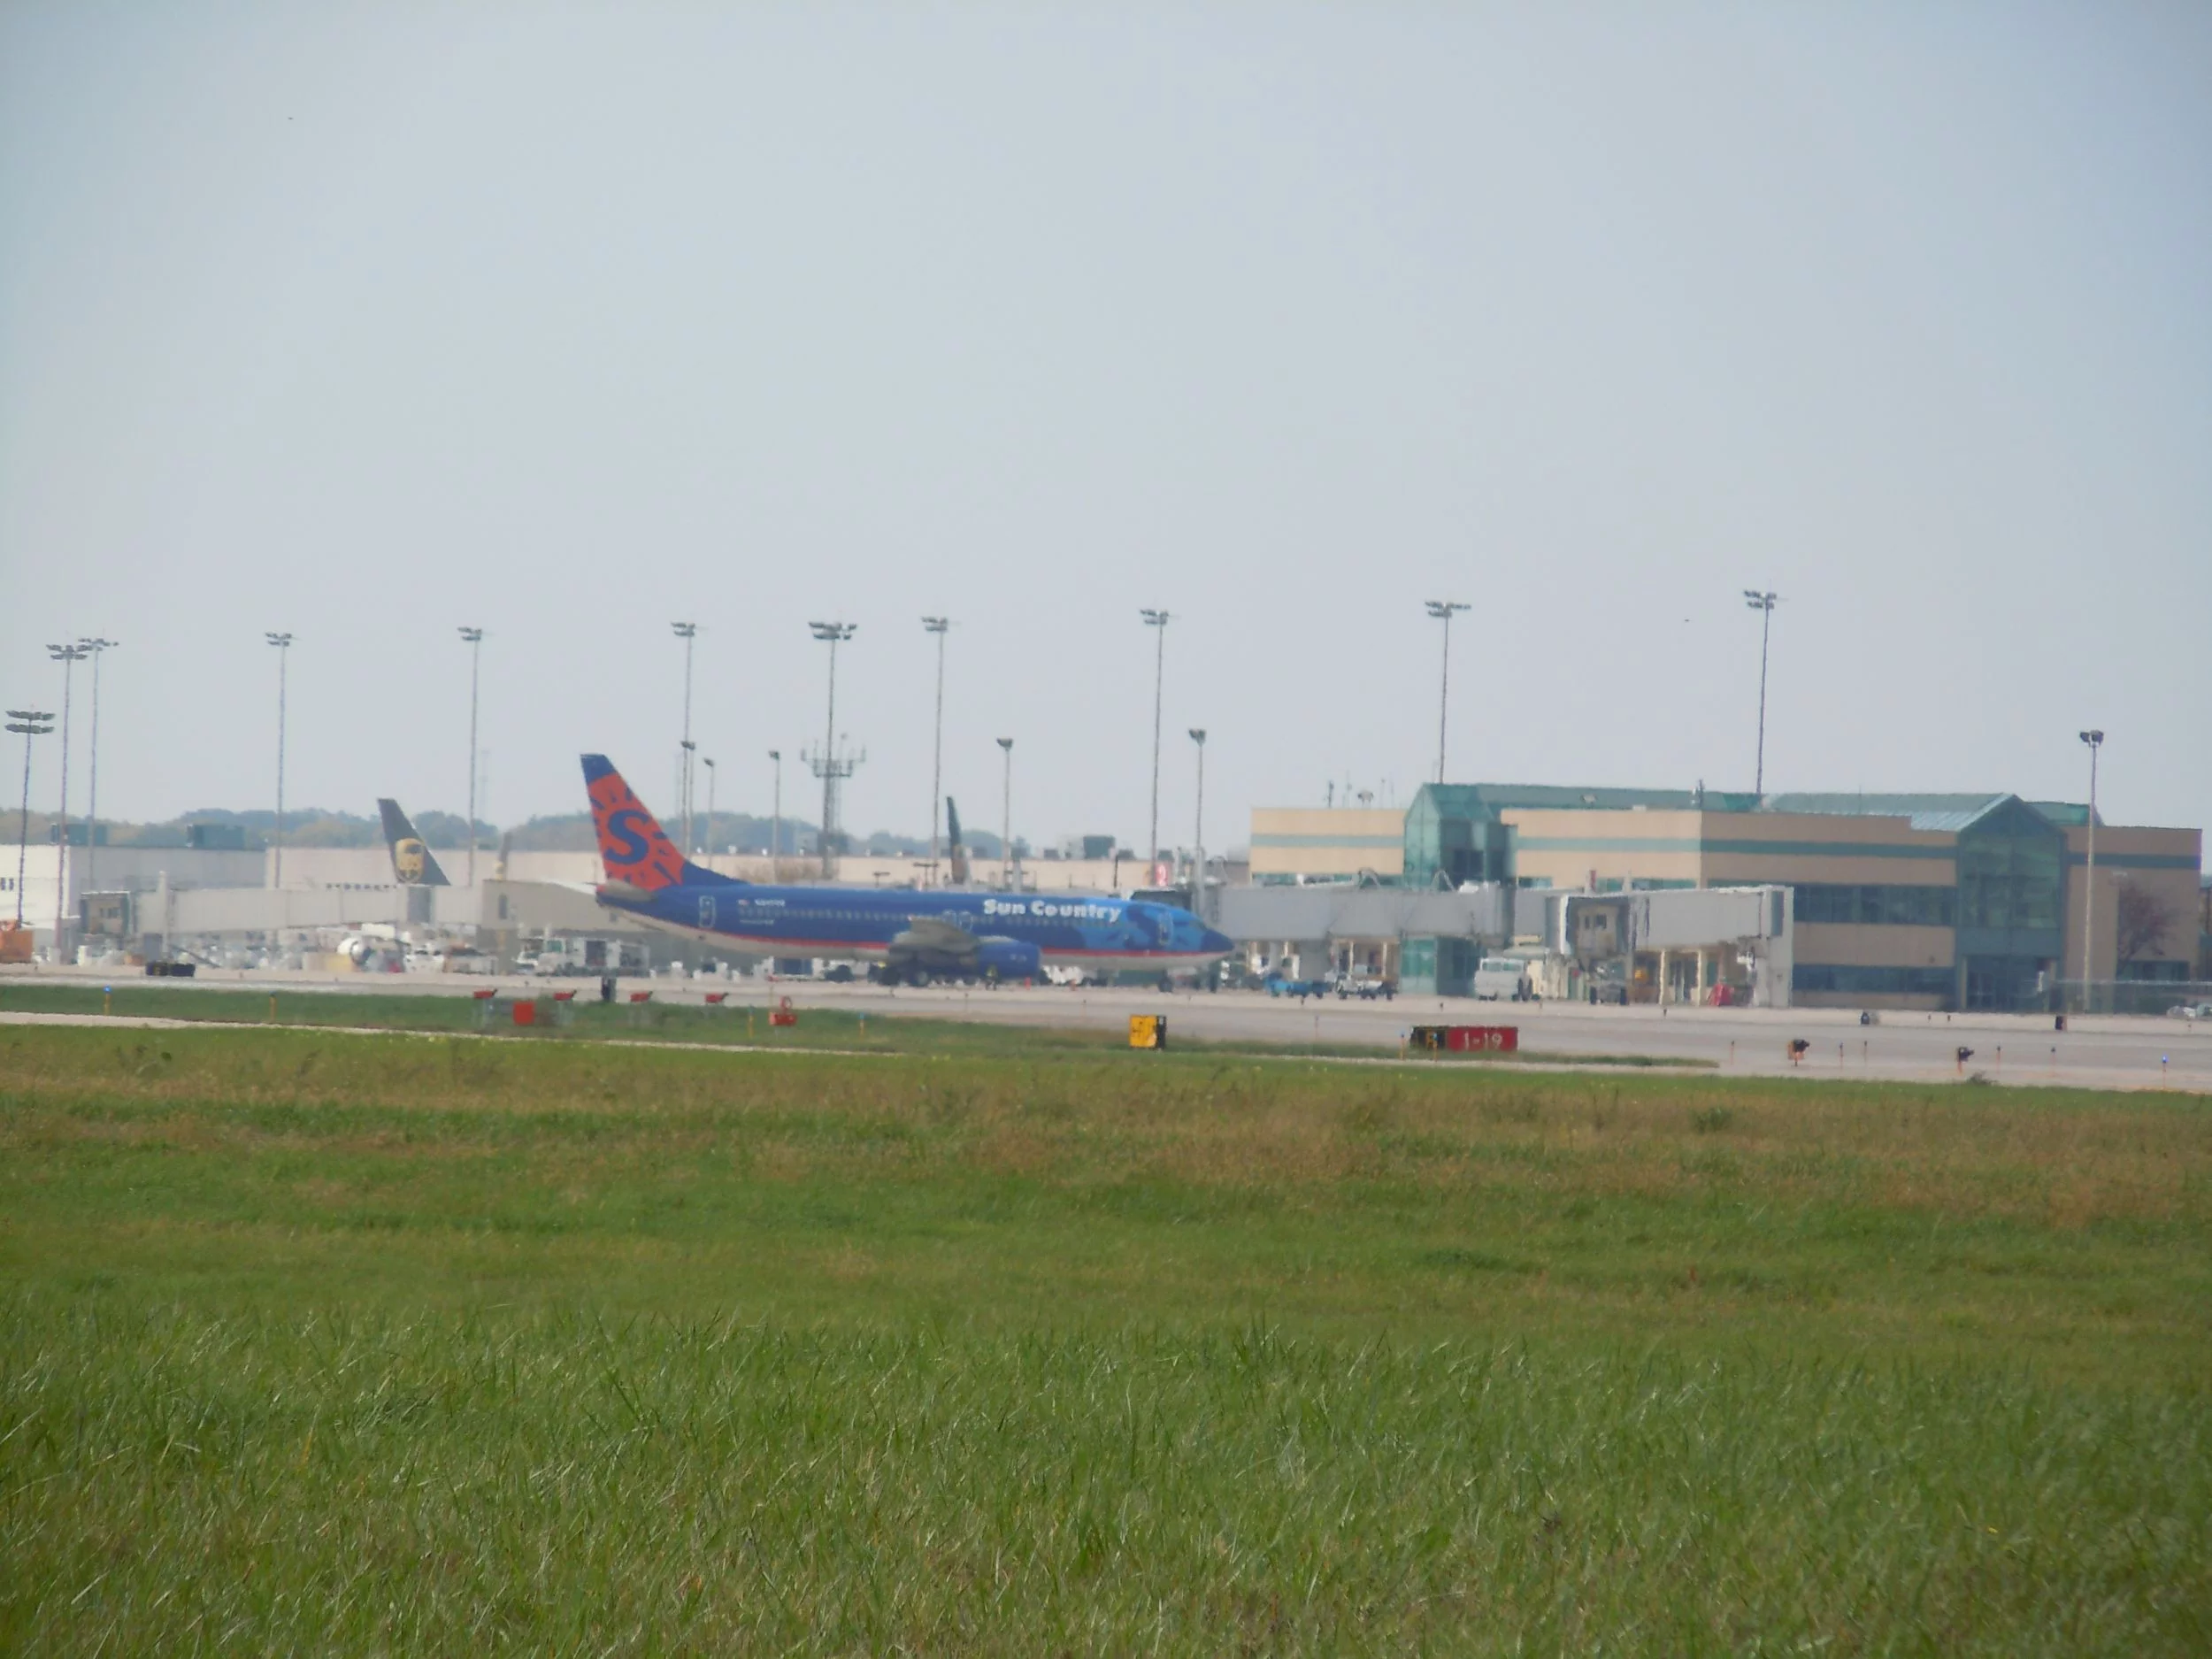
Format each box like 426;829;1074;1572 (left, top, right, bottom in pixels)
2079;728;2103;1010
46;641;86;955
672;622;698;857
996;737;1014;891
1141;609;1171;863
7;710;54;929
767;749;781;872
1425;601;1469;784
1188;727;1207;920
680;741;698;851
265;634;292;891
702;757;716;866
79;638;116;899
805;622;859;878
1743;590;1778;797
457;627;484;886
923;617;950;886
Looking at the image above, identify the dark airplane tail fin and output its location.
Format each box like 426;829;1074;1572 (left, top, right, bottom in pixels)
377;799;450;886
580;755;728;891
946;796;970;886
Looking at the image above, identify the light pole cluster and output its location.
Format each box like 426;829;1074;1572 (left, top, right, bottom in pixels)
1129;611;1218;901
7;708;53;930
4;611;1219;932
8;634;119;955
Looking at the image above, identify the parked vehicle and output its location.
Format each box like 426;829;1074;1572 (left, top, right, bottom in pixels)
1326;970;1396;1001
1472;956;1535;1002
2169;1002;2212;1020
1263;973;1329;1000
518;937;648;977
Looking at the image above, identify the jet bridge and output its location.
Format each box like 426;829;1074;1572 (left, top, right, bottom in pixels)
1519;885;1793;1006
1214;884;1514;991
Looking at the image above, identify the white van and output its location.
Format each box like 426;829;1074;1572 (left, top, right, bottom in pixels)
1472;956;1533;1002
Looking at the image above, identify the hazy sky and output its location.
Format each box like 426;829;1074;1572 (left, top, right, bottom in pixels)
4;3;2208;852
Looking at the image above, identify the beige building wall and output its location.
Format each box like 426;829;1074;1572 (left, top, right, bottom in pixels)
1701;811;1955;887
1793;923;1953;971
1248;808;1406;879
1502;808;1956;891
2059;825;2201;980
1502;809;1706;888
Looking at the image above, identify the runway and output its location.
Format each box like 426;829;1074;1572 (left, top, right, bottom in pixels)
8;964;2208;1092
758;979;2212;1091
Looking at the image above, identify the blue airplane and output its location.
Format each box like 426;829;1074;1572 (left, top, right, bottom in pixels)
581;754;1233;984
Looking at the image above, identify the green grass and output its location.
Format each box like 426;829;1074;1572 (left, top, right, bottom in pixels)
3;1025;2208;1651
0;977;1701;1065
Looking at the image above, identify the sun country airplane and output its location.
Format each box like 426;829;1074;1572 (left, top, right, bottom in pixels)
580;754;1233;984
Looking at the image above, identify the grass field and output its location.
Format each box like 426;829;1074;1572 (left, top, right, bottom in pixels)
3;1023;2208;1651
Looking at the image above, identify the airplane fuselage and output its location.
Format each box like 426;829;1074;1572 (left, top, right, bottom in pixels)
598;879;1232;972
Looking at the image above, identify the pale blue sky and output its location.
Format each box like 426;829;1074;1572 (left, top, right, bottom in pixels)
4;3;2208;849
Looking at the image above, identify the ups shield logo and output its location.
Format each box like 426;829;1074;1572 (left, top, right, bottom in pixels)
395;839;428;883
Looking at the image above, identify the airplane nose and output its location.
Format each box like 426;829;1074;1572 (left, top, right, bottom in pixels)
1202;927;1233;956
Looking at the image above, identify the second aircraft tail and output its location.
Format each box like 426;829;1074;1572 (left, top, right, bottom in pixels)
377;799;449;887
946;796;970;886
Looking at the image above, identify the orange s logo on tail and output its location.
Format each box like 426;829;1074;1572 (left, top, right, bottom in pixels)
581;755;687;891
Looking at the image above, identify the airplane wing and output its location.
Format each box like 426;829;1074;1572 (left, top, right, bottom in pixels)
893;916;979;956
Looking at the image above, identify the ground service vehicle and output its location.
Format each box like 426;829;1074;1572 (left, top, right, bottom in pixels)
1473;956;1535;1002
1326;970;1395;1001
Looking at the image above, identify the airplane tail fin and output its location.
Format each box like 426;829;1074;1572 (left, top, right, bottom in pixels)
377;799;450;886
580;755;726;891
946;795;970;886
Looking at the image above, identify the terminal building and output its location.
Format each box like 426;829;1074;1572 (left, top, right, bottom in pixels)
1251;785;2202;1011
7;780;2200;1013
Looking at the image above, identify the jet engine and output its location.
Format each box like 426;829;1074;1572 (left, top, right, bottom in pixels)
974;938;1042;982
